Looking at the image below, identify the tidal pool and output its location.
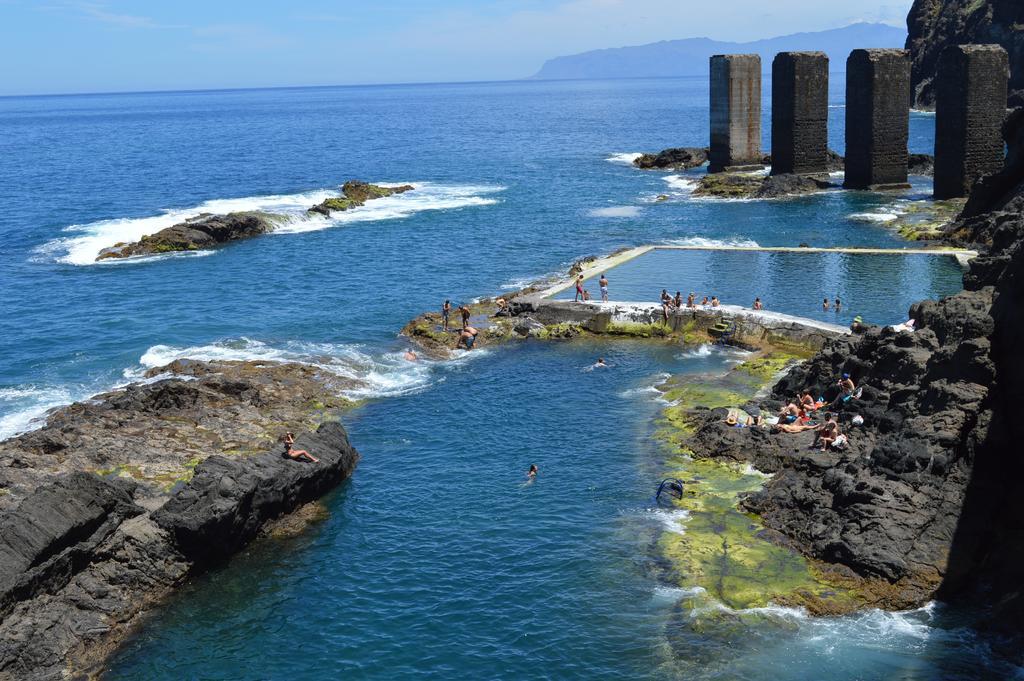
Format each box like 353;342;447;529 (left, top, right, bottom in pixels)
105;341;1015;680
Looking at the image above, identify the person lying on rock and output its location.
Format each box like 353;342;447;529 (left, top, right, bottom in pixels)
772;421;819;434
283;432;320;463
815;415;840;451
457;325;479;350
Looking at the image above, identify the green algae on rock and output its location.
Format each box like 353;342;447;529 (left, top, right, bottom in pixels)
650;352;863;615
307;180;414;216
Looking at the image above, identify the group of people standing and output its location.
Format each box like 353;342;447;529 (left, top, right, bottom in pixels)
574;274;610;303
441;299;479;350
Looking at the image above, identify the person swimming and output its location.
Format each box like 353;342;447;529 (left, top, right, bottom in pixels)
823;297;830;311
403;350;418;362
282;432;320;463
527;464;538;479
592;357;608;369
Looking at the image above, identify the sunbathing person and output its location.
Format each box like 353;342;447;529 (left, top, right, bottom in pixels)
799;392;817;412
778;401;801;421
495;297;510;316
772;421;819;434
283;432;320;463
660;289;675;320
815;414;840;451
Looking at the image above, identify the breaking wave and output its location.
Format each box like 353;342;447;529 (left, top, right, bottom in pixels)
588;206;642;218
606;152;643;165
35;182;505;266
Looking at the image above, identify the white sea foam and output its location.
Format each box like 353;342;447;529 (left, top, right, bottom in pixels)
676;344;713;360
848;211;900;223
662;174;698;192
911;108;936;116
138;338;443;399
588;206;642;218
606;152;643;165
652;585;707;604
641;507;691;536
36;182;504;266
617;384;663;399
0;385;75;440
661;236;761;248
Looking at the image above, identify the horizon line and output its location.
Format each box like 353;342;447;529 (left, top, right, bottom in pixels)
1;70;867;100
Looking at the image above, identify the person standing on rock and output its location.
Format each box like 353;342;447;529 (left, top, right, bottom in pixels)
283;432;320;463
599;274;609;302
460;304;471;329
575;275;585;302
442;300;451;331
457;325;479;350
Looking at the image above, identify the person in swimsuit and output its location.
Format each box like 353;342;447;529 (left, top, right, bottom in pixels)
460;305;471;329
599;274;609;302
772;422;820;434
495;297;510;316
575;275;585;302
701;296;709;307
404;350;418;362
687;292;695;308
753;297;763;310
816;414;840;451
592;357;608;369
457;325;479;350
674;291;683;308
834;298;842;312
660;289;674;320
527;464;538;479
710;296;720;308
582;289;591;301
283;432;320;463
823;298;830;311
799;392;816;412
442;300;451;331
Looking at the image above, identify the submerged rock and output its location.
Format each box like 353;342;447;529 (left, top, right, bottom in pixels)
633;147;709;170
96;211;280;260
307;180;414;216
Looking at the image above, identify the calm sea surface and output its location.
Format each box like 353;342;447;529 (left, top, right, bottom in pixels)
0;77;1014;679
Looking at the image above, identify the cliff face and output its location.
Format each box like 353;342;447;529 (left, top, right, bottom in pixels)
689;109;1024;654
907;0;1024;108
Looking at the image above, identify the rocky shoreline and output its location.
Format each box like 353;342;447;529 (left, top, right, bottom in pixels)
677;108;1024;656
0;360;360;680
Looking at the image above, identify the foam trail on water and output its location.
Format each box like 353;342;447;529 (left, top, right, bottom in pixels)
848;210;901;223
37;182;504;266
661;236;760;248
137;338;439;399
606;152;642;165
663;174;698;192
588;206;642;218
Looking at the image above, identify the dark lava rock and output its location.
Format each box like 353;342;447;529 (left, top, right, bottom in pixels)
633;147;708;170
692;172;833;199
154;421;358;565
908;153;935;176
307;180;414;216
688;107;1024;654
0;362;361;680
907;0;1024;109
96;212;278;260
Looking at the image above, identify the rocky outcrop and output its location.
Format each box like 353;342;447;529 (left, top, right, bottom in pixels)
633;147;708;170
0;360;360;680
692;171;834;199
908;152;935;175
687;109;1024;654
906;0;1024;108
307;180;414;216
97;212;280;260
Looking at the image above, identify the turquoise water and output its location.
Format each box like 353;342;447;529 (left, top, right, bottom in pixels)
556;248;965;326
0;78;1016;678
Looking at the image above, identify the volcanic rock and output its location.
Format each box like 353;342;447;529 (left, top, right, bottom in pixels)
633;147;709;170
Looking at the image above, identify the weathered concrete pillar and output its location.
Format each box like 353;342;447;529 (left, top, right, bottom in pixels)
771;51;829;176
933;44;1009;199
844;49;911;190
709;54;763;173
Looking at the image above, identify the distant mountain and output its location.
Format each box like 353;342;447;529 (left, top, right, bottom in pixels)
531;23;907;80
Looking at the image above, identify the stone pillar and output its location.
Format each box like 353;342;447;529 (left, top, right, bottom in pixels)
933;44;1009;199
709;54;763;173
771;51;829;176
844;49;911;190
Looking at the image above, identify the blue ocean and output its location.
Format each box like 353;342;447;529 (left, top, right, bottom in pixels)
0;77;1014;679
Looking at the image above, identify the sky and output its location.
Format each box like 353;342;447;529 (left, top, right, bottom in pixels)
0;0;913;96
